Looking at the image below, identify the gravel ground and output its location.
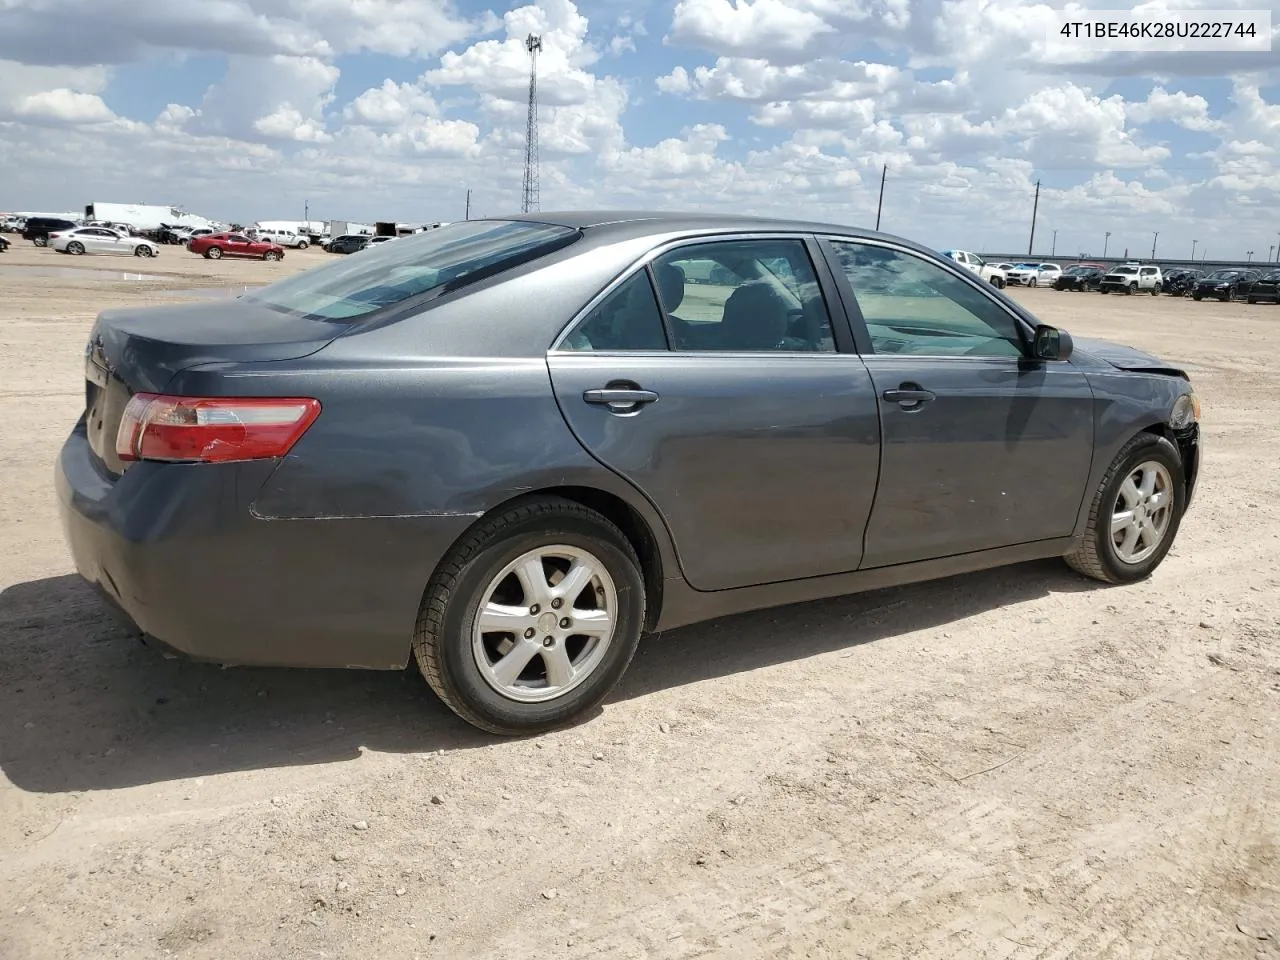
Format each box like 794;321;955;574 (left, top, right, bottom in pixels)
1;241;1277;960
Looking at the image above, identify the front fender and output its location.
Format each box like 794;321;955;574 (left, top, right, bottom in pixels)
1074;369;1192;536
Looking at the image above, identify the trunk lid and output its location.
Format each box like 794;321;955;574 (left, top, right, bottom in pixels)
83;298;350;476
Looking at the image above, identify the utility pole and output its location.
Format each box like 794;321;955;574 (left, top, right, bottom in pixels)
1103;231;1111;258
1051;229;1058;256
1270;244;1274;262
1151;231;1158;260
1191;239;1197;260
1247;250;1254;263
304;199;309;224
1027;179;1040;255
465;189;471;221
875;163;886;231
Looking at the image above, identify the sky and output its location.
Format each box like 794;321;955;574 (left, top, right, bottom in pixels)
0;0;1277;258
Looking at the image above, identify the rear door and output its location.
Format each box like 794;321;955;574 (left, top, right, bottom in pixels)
818;236;1095;569
546;234;882;592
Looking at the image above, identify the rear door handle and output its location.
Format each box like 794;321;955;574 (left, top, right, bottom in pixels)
583;387;659;411
882;386;936;407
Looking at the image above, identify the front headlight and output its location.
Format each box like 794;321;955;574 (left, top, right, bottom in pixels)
1170;392;1200;429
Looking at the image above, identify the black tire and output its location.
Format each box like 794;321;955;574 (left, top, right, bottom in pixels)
33;236;47;247
205;246;222;259
1150;285;1159;296
263;250;281;261
412;497;646;736
1126;282;1137;295
67;241;84;255
1064;432;1186;585
297;240;308;250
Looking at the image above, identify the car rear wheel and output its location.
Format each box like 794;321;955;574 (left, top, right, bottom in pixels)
297;240;308;250
67;241;84;255
134;245;153;257
205;247;222;260
1065;432;1185;585
263;250;281;261
33;237;47;247
413;496;646;735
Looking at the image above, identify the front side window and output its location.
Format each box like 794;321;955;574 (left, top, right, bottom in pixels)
828;241;1025;358
650;238;836;352
560;270;668;352
243;219;578;321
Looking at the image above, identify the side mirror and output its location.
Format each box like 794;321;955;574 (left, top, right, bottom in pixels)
1033;324;1073;361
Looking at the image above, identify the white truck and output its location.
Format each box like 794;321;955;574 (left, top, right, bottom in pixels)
939;249;1007;288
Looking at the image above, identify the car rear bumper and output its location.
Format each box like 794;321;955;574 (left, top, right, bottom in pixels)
56;422;477;670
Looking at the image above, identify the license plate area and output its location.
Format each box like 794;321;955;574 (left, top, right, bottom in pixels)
85;354;132;476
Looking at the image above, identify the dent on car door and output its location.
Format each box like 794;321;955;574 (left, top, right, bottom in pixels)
545;235;882;592
819;237;1095;568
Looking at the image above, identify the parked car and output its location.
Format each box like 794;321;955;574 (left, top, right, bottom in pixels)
253;228;310;250
55;211;1202;736
1242;269;1280;304
1100;263;1162;295
939;249;1007;288
0;235;9;253
1191;268;1258;301
50;226;160;258
23;216;80;246
1161;268;1203;297
326;234;371;254
188;232;285;261
1053;264;1106;292
366;235;397;248
1005;262;1061;287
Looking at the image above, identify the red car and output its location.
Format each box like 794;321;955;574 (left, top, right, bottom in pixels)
188;232;285;261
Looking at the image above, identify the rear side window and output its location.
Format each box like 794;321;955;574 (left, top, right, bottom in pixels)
244;220;578;320
560;271;669;351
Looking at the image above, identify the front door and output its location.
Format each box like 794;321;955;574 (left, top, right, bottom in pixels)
547;236;882;592
821;237;1096;569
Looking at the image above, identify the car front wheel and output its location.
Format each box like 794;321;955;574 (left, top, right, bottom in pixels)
1065;432;1185;585
413;496;646;735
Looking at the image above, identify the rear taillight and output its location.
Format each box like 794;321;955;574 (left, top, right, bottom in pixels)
115;394;321;464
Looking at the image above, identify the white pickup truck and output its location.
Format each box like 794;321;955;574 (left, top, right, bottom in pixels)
939;249;1007;288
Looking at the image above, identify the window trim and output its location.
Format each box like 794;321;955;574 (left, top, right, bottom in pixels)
548;231;857;356
815;234;1038;360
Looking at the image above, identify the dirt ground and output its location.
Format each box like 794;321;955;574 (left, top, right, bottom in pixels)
1;240;1277;960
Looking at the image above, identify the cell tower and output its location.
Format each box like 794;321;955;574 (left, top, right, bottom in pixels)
521;33;542;214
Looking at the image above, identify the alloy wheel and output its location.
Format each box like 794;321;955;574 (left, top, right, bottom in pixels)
471;545;618;704
1110;460;1174;565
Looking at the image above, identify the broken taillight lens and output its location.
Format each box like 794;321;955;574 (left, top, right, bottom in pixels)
115;393;321;464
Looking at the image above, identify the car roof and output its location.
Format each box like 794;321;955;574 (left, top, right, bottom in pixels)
498;209;897;240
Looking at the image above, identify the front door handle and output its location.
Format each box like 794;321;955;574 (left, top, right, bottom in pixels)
882;385;936;407
583;387;659;412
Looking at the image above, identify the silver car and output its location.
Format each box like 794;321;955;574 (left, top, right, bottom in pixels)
51;227;160;258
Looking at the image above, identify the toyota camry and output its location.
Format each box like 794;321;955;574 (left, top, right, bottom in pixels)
56;211;1202;735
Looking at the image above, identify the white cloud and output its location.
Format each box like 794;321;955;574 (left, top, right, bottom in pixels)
343;80;441;127
15;88;117;124
195;54;339;143
0;0;1277;257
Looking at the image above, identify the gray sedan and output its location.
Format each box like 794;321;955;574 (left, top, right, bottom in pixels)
56;212;1202;735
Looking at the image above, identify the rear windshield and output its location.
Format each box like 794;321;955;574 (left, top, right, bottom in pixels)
244;219;578;320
